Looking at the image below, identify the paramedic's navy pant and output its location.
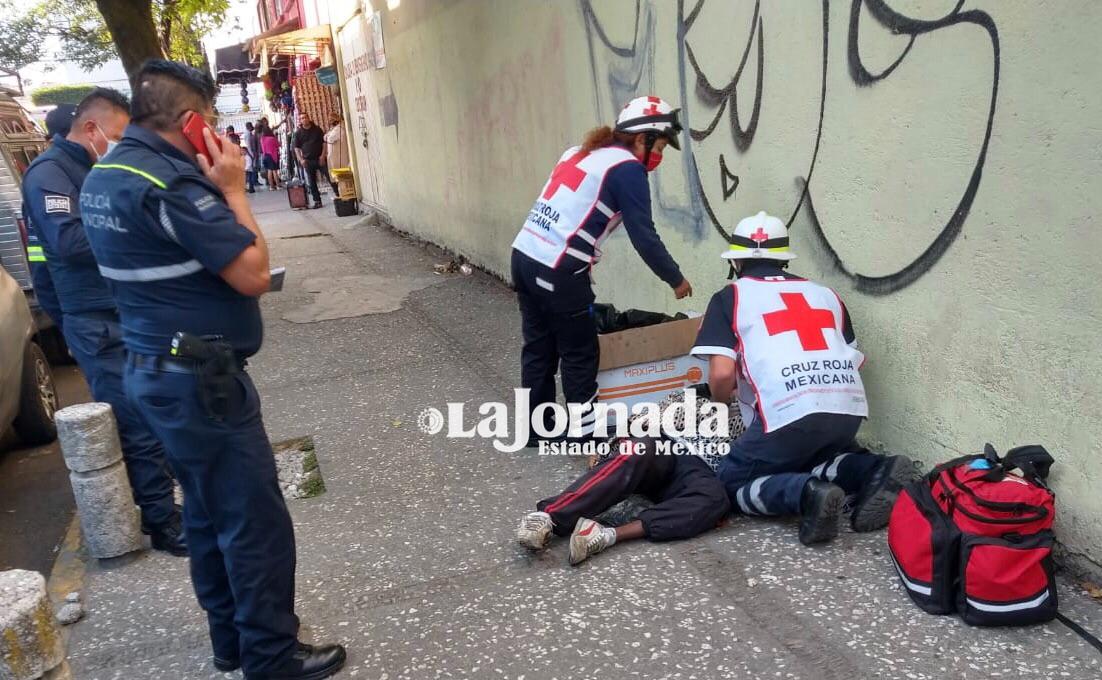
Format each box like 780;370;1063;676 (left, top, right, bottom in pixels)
125;361;299;674
716;412;882;517
62;312;176;527
511;249;599;436
537;439;730;541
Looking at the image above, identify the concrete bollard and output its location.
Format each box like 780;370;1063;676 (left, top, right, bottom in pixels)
0;570;64;680
55;403;143;559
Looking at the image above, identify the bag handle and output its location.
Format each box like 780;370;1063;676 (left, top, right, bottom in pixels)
937;467;1050;523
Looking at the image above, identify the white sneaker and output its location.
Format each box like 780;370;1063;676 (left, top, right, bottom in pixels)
569;518;616;566
516;511;554;550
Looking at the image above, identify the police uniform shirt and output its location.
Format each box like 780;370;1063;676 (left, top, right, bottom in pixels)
80;124;262;357
21;135;115;314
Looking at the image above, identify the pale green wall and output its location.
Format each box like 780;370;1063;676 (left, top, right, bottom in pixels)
339;0;1102;571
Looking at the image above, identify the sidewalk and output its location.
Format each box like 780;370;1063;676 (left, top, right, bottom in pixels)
61;190;1102;679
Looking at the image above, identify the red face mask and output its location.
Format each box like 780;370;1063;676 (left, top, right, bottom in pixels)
644;149;663;172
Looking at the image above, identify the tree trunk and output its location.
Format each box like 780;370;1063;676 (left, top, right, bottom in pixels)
94;0;165;85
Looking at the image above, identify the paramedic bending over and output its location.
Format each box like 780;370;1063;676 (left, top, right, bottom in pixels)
510;95;692;444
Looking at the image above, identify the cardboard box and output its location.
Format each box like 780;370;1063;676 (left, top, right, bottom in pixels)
597;316;709;410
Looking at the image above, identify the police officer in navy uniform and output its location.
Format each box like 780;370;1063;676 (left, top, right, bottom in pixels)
511;95;693;441
690;212;917;545
23;104;79;331
21;89;185;555
80;61;345;680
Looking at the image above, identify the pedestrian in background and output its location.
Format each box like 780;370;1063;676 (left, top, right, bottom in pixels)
244;121;259;193
260;123;282;191
79;60;346;680
20;88;185;555
292;112;325;209
322;111;346;194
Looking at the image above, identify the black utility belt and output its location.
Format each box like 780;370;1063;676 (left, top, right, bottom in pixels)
127;353;241;375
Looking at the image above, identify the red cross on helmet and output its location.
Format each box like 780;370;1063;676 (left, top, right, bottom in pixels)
722;211;797;261
615;95;682;150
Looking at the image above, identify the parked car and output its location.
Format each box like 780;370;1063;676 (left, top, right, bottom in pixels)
1;265;57;445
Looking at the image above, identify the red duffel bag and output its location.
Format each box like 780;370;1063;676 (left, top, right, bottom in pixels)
887;444;1058;626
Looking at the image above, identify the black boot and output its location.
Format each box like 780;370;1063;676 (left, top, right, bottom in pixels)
246;642;347;680
145;507;188;557
850;455;919;532
213;655;240;672
799;479;845;545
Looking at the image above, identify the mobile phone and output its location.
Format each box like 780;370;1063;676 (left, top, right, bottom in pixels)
182;111;222;164
269;266;286;292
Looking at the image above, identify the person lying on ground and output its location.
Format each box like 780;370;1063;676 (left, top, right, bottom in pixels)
517;436;731;565
691;211;918;546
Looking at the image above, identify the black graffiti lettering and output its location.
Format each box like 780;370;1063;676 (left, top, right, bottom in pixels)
580;0;999;295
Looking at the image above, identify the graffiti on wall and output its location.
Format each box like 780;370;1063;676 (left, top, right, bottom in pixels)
580;0;1000;295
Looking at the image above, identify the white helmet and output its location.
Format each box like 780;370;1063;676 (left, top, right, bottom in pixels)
615;96;682;150
721;211;797;261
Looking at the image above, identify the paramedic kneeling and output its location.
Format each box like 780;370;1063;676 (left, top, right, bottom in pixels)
79;60;345;680
690;212;916;545
511;95;692;441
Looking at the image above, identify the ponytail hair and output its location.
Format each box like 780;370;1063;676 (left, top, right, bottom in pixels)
581;125;637;152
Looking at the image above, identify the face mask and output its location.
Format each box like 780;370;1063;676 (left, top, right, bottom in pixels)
644;148;663;172
93;124;119;160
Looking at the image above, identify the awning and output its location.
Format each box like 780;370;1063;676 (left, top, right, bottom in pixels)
249;24;332;60
214;42;261;84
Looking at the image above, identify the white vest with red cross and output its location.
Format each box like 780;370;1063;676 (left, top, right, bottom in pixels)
511;145;638;269
732;276;868;433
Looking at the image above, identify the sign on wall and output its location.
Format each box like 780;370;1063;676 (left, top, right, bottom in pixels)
337;10;385;206
372;11;387;69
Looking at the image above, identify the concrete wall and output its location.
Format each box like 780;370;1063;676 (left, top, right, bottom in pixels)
334;0;1102;572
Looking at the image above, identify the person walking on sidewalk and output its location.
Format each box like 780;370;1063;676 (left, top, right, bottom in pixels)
243;121;259;193
79;60;346;680
20;88;186;556
260;123;282;190
293;112;325;209
510;95;693;441
690;212;917;545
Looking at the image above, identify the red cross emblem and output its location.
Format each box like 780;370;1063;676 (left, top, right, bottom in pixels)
749;226;770;244
542;150;589;200
642;96;662;116
762;293;835;351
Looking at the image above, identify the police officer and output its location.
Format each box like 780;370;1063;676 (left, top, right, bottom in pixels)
23;104;78;330
80;60;345;680
511;95;693;441
21;89;185;555
690;212;917;545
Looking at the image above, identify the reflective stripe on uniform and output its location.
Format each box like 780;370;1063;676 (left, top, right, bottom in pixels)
26;246;46;262
565;247;592;264
98;260;203;282
92;163;167;189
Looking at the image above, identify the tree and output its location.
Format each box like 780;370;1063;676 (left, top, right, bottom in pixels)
0;0;235;81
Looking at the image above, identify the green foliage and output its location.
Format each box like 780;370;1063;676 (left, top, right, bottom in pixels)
29;83;97;106
0;0;235;72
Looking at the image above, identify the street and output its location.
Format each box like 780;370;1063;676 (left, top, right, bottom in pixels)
0;365;87;575
46;190;1102;680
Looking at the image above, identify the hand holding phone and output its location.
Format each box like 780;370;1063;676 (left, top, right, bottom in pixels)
185;117;246;197
182;111;222;164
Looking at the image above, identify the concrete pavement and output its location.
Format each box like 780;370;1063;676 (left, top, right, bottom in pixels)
60;190;1102;679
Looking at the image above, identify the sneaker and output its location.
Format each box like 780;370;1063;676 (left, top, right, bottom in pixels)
850;455;920;532
568;517;615;565
799;479;845;545
516;511;553;550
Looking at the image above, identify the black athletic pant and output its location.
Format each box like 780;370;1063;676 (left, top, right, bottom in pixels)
537;438;731;541
511;249;600;436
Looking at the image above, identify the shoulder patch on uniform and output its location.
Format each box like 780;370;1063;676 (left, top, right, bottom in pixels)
193;194;218;213
44;195;71;214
